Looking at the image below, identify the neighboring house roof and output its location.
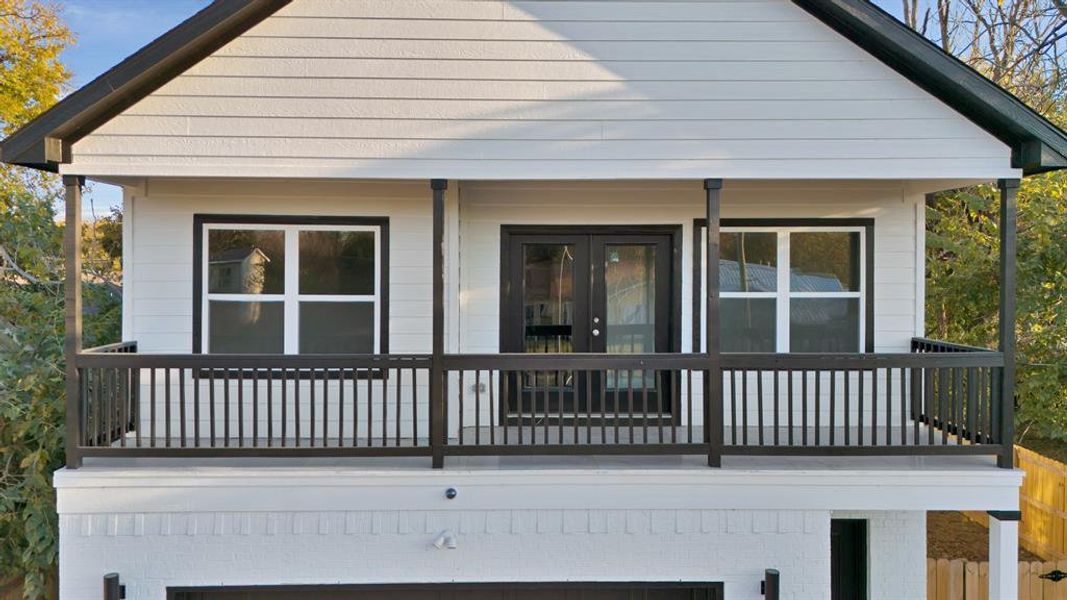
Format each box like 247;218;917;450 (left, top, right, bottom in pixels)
2;0;1065;174
720;260;848;293
209;246;271;264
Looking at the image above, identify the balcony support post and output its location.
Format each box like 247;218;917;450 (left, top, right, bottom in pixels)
704;179;723;467
987;510;1021;597
997;178;1019;469
64;175;85;469
430;179;447;468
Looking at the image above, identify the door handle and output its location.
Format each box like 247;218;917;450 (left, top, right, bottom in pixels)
592;329;600;337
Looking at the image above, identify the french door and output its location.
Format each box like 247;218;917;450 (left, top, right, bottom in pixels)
502;227;675;419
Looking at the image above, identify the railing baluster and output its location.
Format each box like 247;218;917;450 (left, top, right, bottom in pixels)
685;369;693;444
954;367;964;445
729;369;737;445
829;371;836;446
458;369;465;445
627;369;635;445
787;370;794;446
756;369;764;446
209;368;217;447
966;367;977;444
396;368;403;447
557;369;564;445
774;369;781;446
223;367;231;447
179;368;187;448
237;368;244;448
741;369;748;446
802;370;809;447
149;368;156;448
309;369;316;448
267;369;273;448
380;366;387;447
843;370;850;446
814;370;821;446
870;369;877;445
365;368;373;445
938;368;949;445
856;369;864;446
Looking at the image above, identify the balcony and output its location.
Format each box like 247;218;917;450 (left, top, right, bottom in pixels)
71;338;1008;466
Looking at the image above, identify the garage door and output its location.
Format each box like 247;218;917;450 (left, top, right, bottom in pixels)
169;583;724;600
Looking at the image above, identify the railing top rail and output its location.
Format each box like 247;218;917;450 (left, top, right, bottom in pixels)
911;337;996;353
75;352;432;369
82;340;138;354
442;353;710;370
722;351;1004;369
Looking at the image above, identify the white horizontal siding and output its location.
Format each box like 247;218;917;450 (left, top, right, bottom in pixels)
66;0;1016;179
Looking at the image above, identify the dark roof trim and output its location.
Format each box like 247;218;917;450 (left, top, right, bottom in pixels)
0;0;290;171
794;0;1067;175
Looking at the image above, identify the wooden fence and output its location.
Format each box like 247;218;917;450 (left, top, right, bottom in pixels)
927;558;1067;599
966;446;1067;560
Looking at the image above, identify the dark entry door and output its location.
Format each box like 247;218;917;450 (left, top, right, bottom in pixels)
502;228;673;418
831;519;868;600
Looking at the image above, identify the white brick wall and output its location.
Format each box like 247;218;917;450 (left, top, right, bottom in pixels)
60;508;831;600
834;510;927;600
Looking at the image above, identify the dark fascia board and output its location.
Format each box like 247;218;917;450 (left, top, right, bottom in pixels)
794;0;1067;175
0;0;290;171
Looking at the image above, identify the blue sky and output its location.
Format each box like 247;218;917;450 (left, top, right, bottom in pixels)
60;0;900;213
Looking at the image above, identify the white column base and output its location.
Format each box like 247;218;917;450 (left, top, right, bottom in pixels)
989;515;1020;600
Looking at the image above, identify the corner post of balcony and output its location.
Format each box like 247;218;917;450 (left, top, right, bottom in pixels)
997;178;1019;469
63;175;85;469
704;178;723;467
430;179;448;468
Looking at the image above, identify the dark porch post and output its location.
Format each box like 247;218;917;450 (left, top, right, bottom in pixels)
430;179;447;468
64;175;85;469
704;179;723;467
997;178;1019;469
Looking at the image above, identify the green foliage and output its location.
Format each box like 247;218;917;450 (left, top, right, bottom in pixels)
0;3;115;599
927;172;1067;440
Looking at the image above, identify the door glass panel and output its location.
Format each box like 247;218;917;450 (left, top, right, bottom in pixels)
605;244;656;391
523;244;575;389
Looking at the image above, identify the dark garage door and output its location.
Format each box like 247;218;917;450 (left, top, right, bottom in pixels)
169;583;724;600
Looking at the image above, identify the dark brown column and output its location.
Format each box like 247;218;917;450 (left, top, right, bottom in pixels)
704;179;723;467
997;178;1019;469
430;179;447;468
64;175;85;469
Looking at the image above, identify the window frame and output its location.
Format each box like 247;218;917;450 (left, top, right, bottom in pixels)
692;218;874;353
192;214;389;355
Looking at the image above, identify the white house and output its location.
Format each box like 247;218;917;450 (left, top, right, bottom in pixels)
6;0;1065;598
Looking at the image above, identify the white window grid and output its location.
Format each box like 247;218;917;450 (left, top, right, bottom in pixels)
202;222;382;354
700;225;867;353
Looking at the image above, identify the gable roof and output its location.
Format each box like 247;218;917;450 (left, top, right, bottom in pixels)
3;0;1065;175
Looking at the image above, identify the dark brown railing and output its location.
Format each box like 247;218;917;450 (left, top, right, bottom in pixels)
71;338;1006;464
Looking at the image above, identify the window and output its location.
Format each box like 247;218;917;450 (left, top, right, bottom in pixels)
194;216;388;354
694;219;872;353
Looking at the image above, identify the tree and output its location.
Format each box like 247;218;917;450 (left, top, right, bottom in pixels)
901;0;1067;441
0;3;118;599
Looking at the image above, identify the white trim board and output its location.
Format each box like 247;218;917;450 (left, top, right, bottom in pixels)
55;463;1022;514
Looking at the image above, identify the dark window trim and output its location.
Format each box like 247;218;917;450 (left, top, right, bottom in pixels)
192;214;389;356
168;581;725;600
693;217;875;353
499;224;683;356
